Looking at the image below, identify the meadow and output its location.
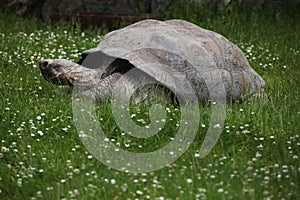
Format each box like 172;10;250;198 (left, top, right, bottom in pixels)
0;8;299;200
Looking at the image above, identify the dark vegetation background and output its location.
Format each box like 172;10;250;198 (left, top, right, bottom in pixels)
2;0;300;25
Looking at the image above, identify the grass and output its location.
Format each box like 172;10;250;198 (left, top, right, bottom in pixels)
0;9;299;200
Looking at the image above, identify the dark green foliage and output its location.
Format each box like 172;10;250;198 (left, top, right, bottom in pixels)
161;0;300;24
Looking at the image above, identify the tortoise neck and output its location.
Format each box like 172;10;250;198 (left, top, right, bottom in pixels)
78;73;122;103
67;64;100;86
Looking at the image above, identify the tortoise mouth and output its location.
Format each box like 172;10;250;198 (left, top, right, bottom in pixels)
40;67;72;86
40;69;67;85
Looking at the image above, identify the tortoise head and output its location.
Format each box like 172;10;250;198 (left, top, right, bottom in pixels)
39;59;78;86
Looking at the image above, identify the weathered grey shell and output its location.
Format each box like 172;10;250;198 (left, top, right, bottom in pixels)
80;19;265;102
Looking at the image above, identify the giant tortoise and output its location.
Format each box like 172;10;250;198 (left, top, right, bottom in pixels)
39;19;265;104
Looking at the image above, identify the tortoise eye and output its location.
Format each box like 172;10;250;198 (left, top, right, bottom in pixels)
39;60;49;70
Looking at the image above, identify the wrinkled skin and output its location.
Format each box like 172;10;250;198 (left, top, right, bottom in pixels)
40;59;122;102
39;59;172;103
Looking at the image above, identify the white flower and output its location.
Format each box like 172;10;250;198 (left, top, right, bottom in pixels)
1;147;9;153
213;123;221;129
256;152;262;158
110;179;116;185
136;190;143;195
37;130;44;136
217;188;224;193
